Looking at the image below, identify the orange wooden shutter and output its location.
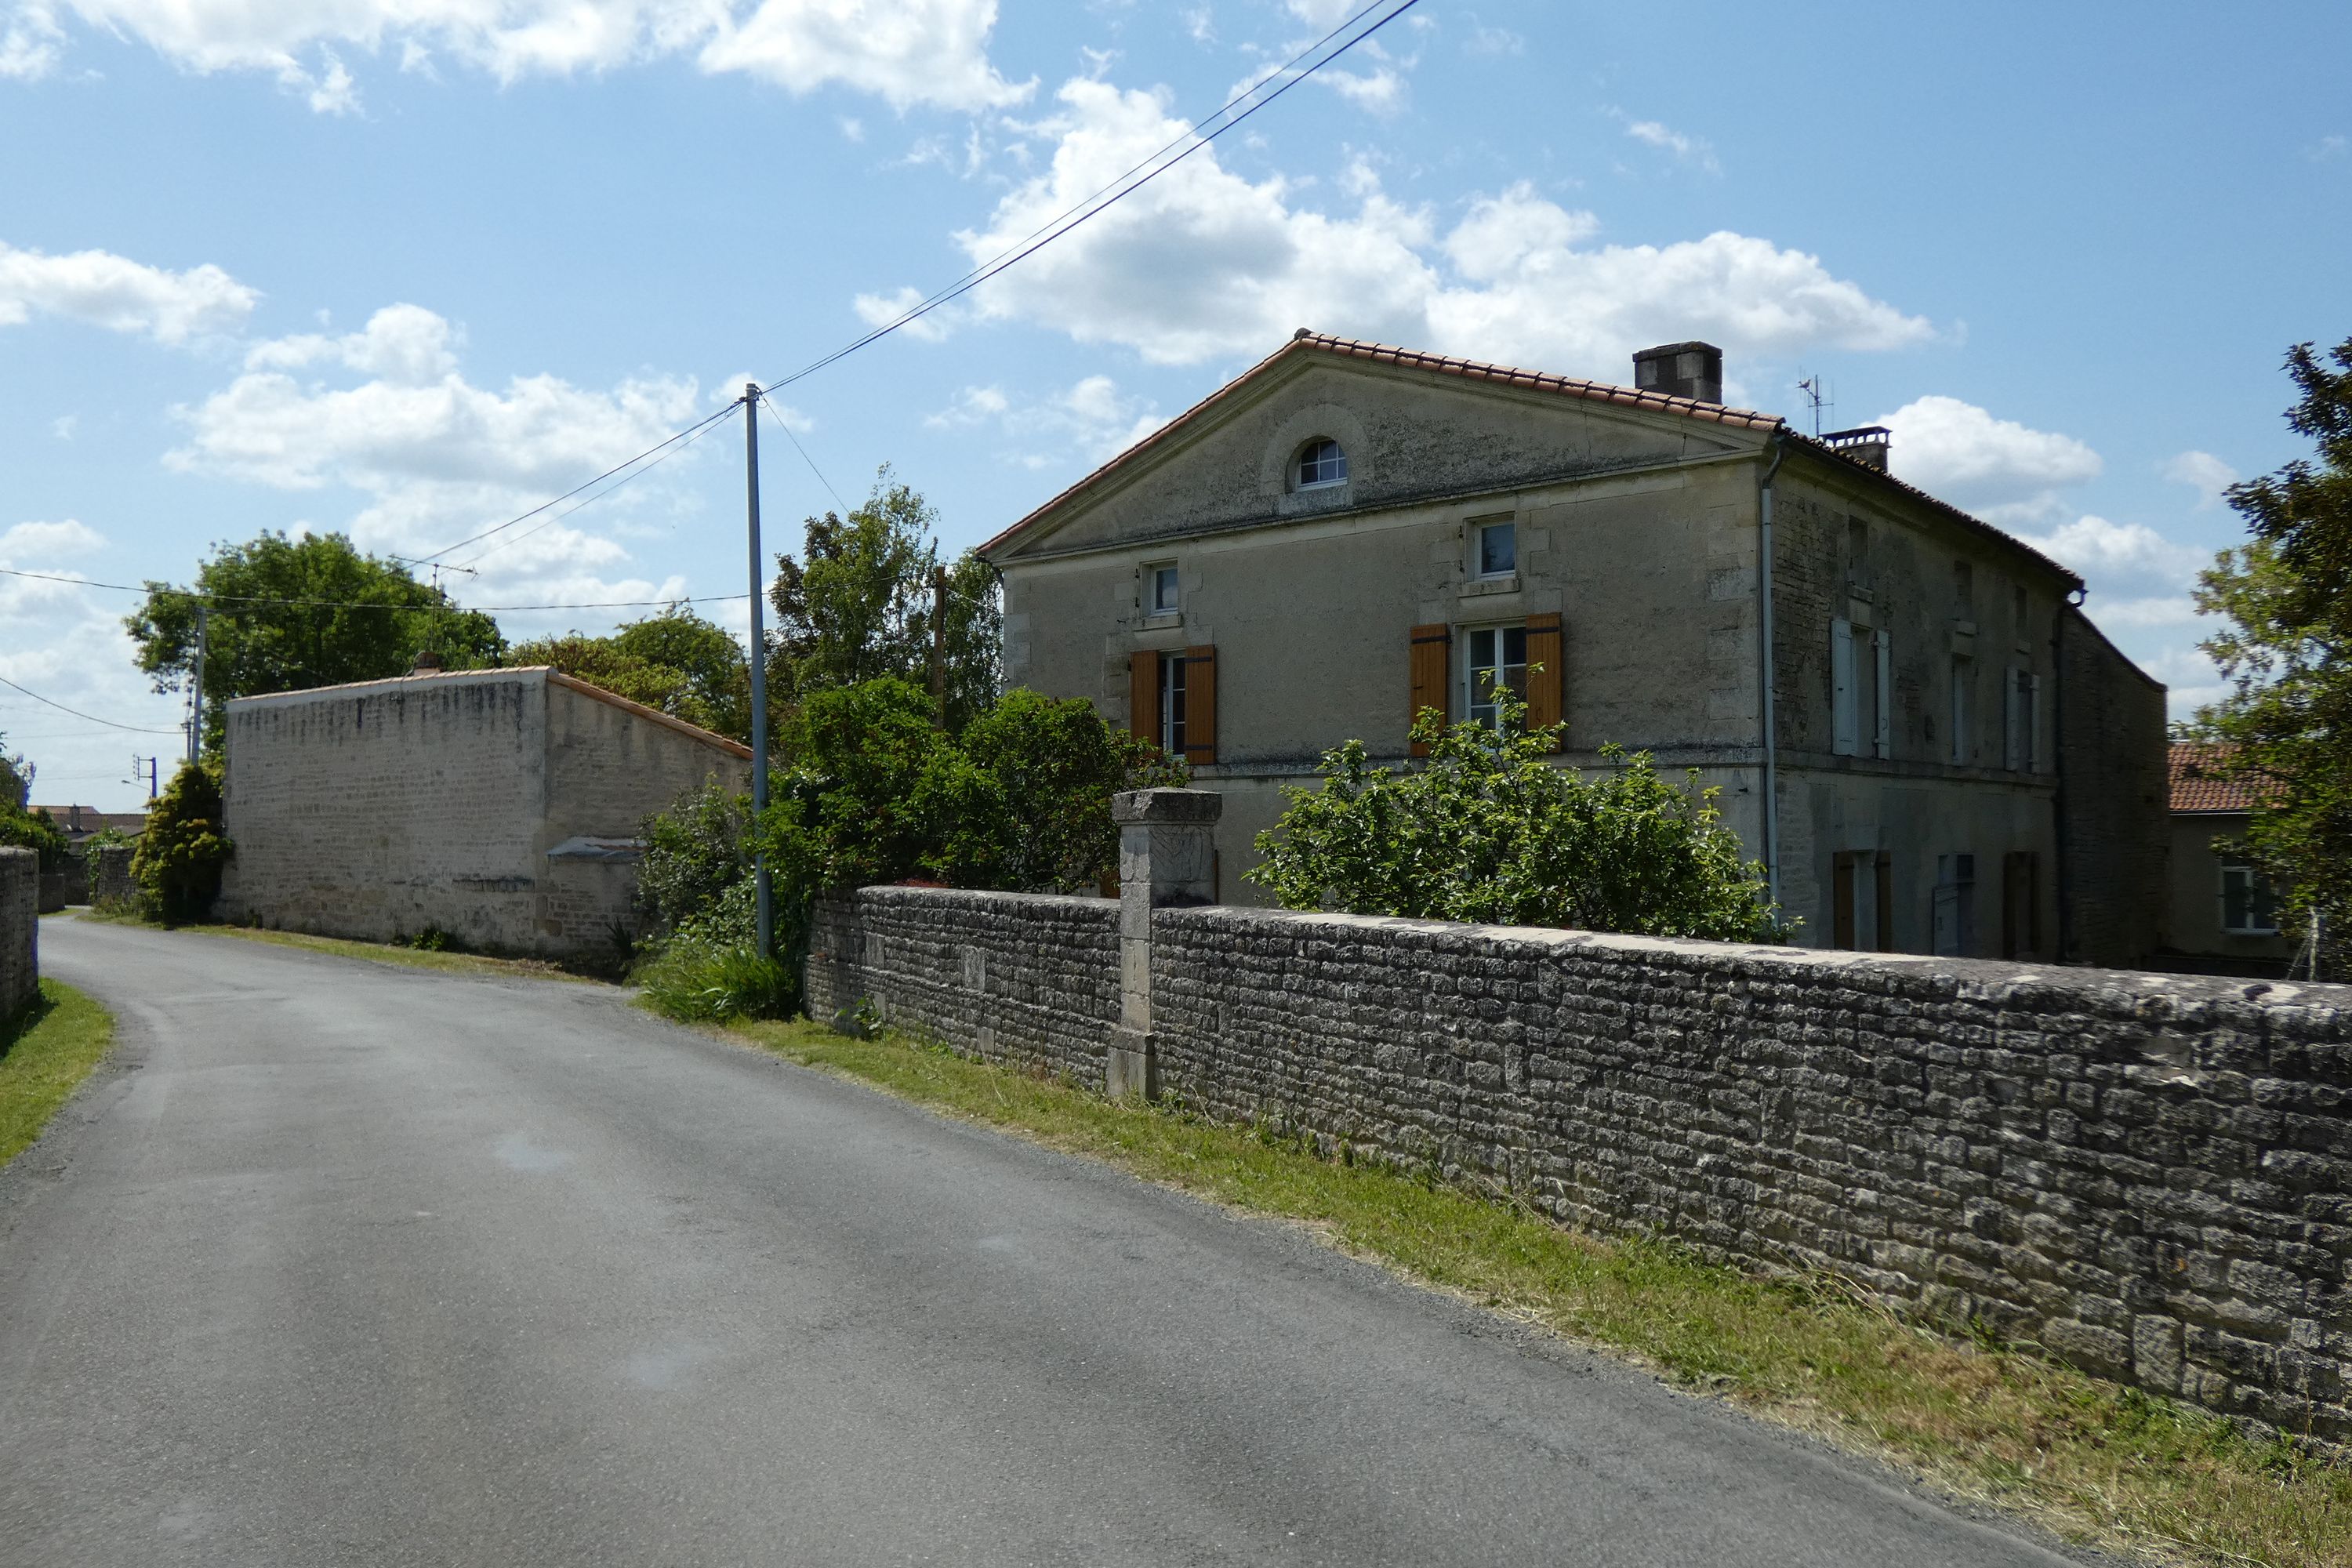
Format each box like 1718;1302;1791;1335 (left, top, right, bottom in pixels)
1183;645;1217;767
1408;623;1450;757
1128;650;1157;745
1524;612;1563;750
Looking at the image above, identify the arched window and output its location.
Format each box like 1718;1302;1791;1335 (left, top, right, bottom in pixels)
1294;437;1348;489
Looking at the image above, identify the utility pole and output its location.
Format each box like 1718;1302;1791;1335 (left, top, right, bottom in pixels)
744;384;774;957
929;564;949;724
187;603;209;764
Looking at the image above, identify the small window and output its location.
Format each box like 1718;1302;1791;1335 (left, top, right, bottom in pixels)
1295;437;1348;489
2221;859;2280;935
1464;624;1527;729
1147;562;1179;615
1475;520;1516;579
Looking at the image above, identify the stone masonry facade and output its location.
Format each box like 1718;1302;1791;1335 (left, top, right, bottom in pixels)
811;881;2352;1446
0;848;34;1019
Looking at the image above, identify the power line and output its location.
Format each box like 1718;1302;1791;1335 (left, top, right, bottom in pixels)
448;401;742;572
757;0;1421;396
760;393;848;515
0;566;747;615
0;674;183;734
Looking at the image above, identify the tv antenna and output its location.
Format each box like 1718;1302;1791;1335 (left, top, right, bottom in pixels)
1795;374;1834;437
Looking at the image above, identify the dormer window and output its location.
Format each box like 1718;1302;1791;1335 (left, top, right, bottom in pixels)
1294;437;1348;490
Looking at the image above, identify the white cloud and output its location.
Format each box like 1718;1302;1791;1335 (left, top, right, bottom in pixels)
2089;594;2203;629
1283;0;1358;24
0;518;107;558
38;0;1029;112
1464;22;1522;56
931;81;1931;372
1317;63;1404;114
0;3;63;78
0;241;258;344
2162;448;2239;510
851;283;954;341
2311;134;2347;162
166;304;713;604
1621;116;1719;173
2016;514;2206;586
1179;5;1211;44
50;415;74;440
925;374;1162;466
1874;395;2101;521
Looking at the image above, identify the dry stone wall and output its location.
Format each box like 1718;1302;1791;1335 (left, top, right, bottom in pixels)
0;848;35;1018
814;885;2352;1446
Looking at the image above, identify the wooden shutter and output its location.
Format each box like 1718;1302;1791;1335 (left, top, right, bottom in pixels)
1128;650;1158;746
1831;619;1857;756
1832;851;1857;949
1874;851;1894;951
1182;645;1217;767
1873;630;1893;758
2004;668;2025;771
1408;623;1450;757
2027;673;2044;772
1524;613;1563;750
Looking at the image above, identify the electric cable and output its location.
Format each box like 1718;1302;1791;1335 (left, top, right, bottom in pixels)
448;401;742;572
0;567;746;614
759;393;848;515
0;673;183;734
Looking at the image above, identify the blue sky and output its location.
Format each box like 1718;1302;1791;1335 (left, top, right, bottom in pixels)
2;0;2346;807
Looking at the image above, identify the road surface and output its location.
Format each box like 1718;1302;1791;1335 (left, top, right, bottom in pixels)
0;917;2097;1566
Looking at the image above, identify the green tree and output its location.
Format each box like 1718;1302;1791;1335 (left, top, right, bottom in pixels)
509;605;751;741
2194;335;2352;977
1249;695;1783;942
127;532;506;751
129;759;230;925
768;469;1002;731
0;735;68;872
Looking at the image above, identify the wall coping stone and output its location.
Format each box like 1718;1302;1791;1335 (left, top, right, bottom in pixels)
1112;788;1224;826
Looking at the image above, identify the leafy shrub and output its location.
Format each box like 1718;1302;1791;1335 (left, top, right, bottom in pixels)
1249;693;1787;942
408;925;460;953
633;880;798;1020
129;760;231;925
637;780;754;936
0;804;71;874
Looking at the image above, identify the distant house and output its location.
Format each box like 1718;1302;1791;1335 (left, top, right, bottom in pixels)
29;805;147;845
2160;742;2292;977
981;332;2169;965
216;666;751;960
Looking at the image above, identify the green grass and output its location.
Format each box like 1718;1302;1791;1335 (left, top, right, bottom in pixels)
0;980;116;1168
721;1017;2349;1568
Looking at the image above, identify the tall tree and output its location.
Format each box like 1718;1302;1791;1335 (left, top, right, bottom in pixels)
508;605;751;742
768;468;1002;732
2195;335;2352;976
127;531;505;750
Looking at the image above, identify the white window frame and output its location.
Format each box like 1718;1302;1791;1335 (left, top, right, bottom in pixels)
1472;519;1517;580
1832;619;1891;758
1145;561;1179;615
1156;652;1188;757
1462;622;1528;731
1294;438;1348;491
2220;858;2280;936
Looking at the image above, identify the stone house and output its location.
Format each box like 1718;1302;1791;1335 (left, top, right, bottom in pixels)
2159;742;2293;976
980;332;2169;964
217;666;751;960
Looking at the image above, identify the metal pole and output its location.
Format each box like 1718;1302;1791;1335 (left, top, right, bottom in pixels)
745;385;774;957
189;603;209;764
929;564;949;724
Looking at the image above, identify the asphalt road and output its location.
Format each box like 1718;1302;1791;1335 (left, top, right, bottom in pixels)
0;917;2098;1567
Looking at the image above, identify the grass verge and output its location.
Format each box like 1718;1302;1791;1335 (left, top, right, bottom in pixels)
725;1016;2347;1568
0;980;115;1167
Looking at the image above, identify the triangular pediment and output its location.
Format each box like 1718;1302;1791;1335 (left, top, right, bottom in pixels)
984;338;1774;561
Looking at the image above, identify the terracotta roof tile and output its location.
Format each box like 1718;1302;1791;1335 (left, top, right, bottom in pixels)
2170;742;2267;814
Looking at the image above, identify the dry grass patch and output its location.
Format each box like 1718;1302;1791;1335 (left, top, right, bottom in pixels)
728;1016;2350;1568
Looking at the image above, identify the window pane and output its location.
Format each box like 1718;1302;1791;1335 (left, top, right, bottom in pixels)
1298;439;1348;487
1479;522;1516;576
1468;627;1495;666
1152;565;1178;612
1502;626;1526;665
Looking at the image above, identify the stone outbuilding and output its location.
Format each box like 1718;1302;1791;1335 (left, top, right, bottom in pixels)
2158;742;2293;976
980;332;2170;965
217;666;751;961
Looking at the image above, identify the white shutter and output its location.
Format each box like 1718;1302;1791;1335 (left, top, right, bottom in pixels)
2028;673;2044;772
1831;619;1857;756
1873;630;1893;758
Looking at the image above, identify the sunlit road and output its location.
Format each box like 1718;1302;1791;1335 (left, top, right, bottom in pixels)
0;916;2098;1566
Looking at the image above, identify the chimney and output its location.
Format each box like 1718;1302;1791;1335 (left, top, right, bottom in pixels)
1631;341;1723;405
408;648;445;675
1820;425;1892;472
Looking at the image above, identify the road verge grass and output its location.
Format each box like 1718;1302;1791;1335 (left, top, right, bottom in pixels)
0;981;115;1167
728;1016;2347;1568
72;912;594;983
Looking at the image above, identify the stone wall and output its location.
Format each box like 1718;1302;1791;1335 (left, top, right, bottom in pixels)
89;846;136;909
0;848;35;1019
806;886;1122;1080
2061;608;2170;967
814;884;2352;1446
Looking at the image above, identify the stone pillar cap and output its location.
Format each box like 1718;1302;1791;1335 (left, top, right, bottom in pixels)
1111;787;1222;826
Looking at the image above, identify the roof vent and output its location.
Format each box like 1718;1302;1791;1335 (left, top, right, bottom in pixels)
1631;341;1723;405
408;648;445;674
1821;426;1892;471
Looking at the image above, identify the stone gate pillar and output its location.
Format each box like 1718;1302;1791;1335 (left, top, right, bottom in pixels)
1106;788;1221;1098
